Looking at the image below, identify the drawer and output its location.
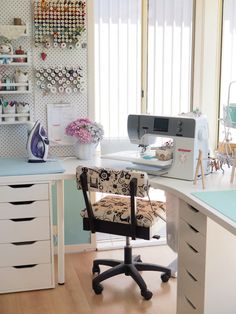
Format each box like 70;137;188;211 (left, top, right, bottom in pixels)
177;291;202;314
178;237;205;282
178;266;204;309
0;183;49;203
179;218;206;255
0;264;54;293
0;217;51;243
0;200;50;220
0;240;52;267
179;200;206;235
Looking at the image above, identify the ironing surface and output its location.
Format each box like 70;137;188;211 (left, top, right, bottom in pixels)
0;158;65;176
192;190;236;222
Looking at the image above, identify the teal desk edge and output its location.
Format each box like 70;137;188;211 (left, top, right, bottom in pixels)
192;190;236;223
0;157;65;176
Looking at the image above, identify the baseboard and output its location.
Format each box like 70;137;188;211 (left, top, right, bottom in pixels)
54;242;96;254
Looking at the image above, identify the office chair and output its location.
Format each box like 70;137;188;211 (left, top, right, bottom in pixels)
76;166;171;300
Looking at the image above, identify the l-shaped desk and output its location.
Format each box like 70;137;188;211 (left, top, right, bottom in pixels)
1;157;236;313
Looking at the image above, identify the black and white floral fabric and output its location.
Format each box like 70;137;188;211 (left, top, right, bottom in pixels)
76;166;166;228
76;166;149;197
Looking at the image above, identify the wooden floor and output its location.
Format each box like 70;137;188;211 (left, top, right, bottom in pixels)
0;245;177;314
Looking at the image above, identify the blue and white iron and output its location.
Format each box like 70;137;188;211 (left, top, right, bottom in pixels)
27;120;49;163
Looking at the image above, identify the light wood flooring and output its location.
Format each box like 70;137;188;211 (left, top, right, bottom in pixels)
0;245;177;314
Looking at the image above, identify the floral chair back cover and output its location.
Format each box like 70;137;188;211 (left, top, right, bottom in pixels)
76;166;149;198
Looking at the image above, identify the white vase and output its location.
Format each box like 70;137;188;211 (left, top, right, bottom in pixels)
74;142;96;160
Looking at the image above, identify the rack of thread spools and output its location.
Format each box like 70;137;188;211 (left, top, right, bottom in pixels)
35;65;84;95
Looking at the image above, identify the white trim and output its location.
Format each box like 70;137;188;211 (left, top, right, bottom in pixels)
87;0;95;120
193;0;223;150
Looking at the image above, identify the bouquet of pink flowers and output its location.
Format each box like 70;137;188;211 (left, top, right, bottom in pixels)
65;117;104;144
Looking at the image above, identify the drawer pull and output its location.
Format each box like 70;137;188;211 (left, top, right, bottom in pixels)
10;217;35;222
186;269;197;282
10;201;35;205
185;296;197;310
12;241;36;246
187;222;199;233
186;242;198;253
9;184;34;189
189;205;199;213
13;264;37;269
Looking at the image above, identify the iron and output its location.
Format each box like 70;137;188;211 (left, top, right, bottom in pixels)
27;120;49;163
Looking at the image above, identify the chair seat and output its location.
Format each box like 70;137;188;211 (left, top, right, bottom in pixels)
80;195;166;227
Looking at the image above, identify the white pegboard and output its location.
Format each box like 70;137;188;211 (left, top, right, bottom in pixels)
0;0;88;158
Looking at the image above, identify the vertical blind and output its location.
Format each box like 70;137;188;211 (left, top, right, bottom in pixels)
94;0;193;138
220;0;236;140
147;0;193;116
94;0;142;138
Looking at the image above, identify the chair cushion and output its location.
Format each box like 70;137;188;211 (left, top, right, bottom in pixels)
80;196;166;228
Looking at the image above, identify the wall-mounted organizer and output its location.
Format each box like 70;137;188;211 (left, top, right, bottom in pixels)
0;15;34;156
35;65;85;95
33;0;86;49
0;0;88;158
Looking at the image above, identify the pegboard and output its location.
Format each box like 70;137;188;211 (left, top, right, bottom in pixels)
0;0;88;158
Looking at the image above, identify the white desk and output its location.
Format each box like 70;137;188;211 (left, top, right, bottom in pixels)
59;158;236;314
1;158;236;313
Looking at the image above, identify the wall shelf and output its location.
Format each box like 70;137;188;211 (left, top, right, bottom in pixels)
0;54;29;65
0;24;28;40
0;112;32;124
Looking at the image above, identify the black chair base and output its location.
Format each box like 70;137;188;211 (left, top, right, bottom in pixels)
92;245;171;300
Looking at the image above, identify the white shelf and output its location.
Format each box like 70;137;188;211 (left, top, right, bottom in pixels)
0;83;30;94
0;24;28;40
0;113;32;125
0;90;31;94
0;54;29;66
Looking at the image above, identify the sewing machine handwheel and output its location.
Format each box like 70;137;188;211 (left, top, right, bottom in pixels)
141;289;153;300
161;272;170;282
93;283;103;294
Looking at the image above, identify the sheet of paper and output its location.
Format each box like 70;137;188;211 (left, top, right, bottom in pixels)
47;103;76;146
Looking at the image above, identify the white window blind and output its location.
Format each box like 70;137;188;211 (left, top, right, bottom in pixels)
147;0;193;116
94;0;142;138
94;0;193;138
219;0;236;141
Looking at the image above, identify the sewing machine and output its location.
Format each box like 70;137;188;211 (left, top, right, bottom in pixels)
102;114;209;181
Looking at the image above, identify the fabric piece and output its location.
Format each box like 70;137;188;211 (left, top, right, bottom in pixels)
0;25;27;40
81;195;166;228
192;190;236;223
76;166;149;197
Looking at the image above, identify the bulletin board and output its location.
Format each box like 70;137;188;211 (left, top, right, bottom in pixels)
0;0;88;158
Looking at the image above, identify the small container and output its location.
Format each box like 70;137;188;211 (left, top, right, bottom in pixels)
16;102;30;122
3;102;15;122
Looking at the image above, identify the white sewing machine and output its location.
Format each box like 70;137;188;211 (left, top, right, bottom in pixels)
102;114;209;181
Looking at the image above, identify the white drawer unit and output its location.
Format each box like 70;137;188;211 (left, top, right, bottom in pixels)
177;200;236;314
0;182;54;293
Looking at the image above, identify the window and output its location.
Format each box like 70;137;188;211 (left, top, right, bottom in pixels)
219;0;236;142
94;0;194;138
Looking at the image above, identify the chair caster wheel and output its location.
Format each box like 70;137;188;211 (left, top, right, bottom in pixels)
92;265;100;275
93;283;103;294
161;273;170;283
141;289;153;300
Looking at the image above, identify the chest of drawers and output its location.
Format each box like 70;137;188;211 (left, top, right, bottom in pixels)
177;200;236;314
0;182;54;293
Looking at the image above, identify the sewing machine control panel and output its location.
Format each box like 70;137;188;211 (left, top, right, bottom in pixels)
128;115;196;142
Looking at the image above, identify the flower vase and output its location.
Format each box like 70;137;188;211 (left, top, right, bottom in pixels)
74;142;96;160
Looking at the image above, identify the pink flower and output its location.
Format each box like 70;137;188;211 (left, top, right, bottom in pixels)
65;117;104;144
